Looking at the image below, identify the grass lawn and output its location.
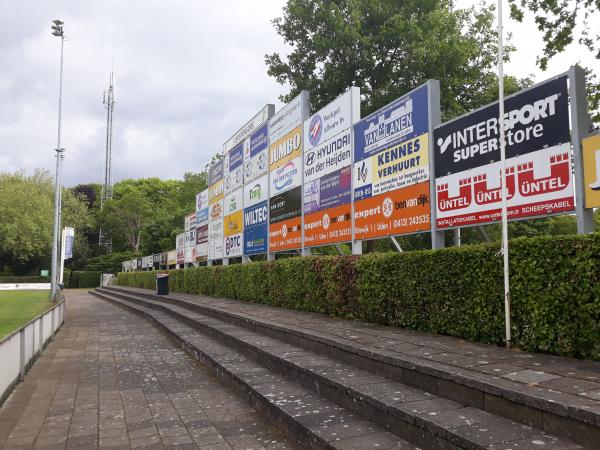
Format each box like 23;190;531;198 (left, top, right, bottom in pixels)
0;290;53;339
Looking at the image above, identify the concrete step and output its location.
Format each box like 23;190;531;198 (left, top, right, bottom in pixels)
101;285;600;449
94;287;586;450
91;289;417;450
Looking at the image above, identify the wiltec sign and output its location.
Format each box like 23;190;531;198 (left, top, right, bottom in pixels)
434;75;573;228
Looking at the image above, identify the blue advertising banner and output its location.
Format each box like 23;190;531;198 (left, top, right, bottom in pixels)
353;84;429;164
243;201;268;254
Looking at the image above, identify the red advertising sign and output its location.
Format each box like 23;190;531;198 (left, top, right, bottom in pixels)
269;216;302;251
354;181;430;240
304;203;352;245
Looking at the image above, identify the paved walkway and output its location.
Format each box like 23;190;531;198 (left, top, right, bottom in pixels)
0;290;294;450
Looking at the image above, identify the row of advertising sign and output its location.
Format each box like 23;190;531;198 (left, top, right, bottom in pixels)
123;69;597;270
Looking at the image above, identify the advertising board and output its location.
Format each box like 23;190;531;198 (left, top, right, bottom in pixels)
184;212;196;232
223;189;243;257
303;88;358;246
167;250;177;266
583;134;600;209
244;123;269;183
268;91;309;252
224;143;244;196
223;104;274;154
196;223;208;261
176;232;185;265
269;186;302;251
433;76;573;228
353;83;431;239
196;189;209;224
184;227;196;263
243;174;268;254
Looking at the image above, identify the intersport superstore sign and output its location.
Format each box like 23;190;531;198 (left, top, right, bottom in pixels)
303;88;359;247
353;83;432;239
433;75;573;228
268;91;309;252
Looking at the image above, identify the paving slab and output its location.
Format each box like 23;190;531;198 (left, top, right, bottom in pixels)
0;290;295;450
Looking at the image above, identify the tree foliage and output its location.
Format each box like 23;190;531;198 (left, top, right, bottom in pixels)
98;172;207;254
0;170;92;274
509;0;600;125
265;0;530;121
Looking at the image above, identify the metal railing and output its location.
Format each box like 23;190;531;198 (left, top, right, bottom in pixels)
0;297;65;404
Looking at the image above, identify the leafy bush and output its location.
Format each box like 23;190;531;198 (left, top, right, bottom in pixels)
66;271;103;288
116;234;600;360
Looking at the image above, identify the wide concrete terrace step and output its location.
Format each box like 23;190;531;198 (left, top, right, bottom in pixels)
91;289;416;450
94;287;589;449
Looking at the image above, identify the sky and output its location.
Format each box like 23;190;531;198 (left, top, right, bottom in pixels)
1;0;598;187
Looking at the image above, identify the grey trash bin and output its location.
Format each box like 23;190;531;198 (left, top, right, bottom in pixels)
156;273;169;295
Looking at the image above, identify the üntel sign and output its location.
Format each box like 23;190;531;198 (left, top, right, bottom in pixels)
433;75;573;228
223;104;275;154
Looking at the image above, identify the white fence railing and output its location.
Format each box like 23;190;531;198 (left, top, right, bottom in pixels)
0;299;65;404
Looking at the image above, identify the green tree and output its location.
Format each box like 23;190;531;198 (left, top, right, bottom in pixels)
100;189;152;252
509;0;600;124
265;0;529;121
0;170;92;274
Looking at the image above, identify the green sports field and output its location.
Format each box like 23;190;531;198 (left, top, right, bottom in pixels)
0;290;52;339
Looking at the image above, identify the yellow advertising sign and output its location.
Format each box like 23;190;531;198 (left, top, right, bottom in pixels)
269;126;302;171
224;210;243;236
209;180;224;204
583;134;600;209
370;133;429;196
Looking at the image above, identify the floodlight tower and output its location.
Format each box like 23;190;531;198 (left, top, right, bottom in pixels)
99;73;115;251
50;19;65;301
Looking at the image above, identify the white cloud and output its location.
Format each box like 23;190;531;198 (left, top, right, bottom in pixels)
1;0;598;187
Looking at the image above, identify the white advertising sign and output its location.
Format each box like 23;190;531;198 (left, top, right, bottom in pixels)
270;155;303;195
223;104;274;154
244;174;268;208
268;93;304;144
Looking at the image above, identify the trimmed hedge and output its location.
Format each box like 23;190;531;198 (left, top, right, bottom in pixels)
67;271;103;288
0;276;51;283
116;234;600;360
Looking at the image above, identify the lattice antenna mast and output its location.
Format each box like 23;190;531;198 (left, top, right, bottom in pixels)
99;72;115;251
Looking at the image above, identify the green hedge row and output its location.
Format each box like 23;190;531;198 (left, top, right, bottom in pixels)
0;276;51;283
67;271;102;288
116;234;600;360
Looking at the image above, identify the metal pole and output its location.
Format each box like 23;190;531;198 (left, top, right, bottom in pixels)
497;0;511;349
569;66;595;233
59;227;66;284
50;30;65;301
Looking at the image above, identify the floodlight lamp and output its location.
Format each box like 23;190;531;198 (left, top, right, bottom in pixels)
53;20;63;25
52;30;62;36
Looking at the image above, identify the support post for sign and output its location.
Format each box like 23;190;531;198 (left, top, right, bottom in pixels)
333;244;344;255
300;90;311;259
242;256;251;263
569;65;595;234
267;253;275;261
207;259;213;267
428;80;445;249
390;237;403;252
453;228;461;246
350;85;362;256
498;0;511;349
222;258;229;266
478;226;492;242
